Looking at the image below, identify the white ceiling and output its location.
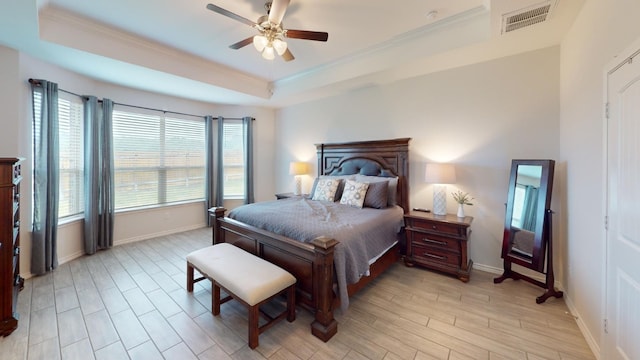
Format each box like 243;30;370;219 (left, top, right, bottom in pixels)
0;0;584;108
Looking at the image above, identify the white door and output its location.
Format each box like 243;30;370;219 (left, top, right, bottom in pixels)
605;41;640;359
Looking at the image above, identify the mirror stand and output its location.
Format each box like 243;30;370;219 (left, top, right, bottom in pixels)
494;209;563;303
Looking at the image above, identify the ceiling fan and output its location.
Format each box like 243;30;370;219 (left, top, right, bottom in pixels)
206;0;329;61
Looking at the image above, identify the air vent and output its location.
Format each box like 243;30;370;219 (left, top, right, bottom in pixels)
502;1;556;34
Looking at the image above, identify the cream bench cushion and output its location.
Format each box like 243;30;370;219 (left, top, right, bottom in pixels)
186;243;296;306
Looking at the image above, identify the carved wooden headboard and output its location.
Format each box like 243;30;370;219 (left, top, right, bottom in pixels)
315;138;411;213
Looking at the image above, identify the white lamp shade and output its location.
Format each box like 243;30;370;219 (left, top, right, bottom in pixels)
425;163;456;184
289;162;309;175
272;38;287;55
261;45;275;60
253;35;268;52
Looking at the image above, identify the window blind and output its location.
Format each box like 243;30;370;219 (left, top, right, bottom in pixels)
32;91;244;218
32;92;84;218
222;121;245;198
58;97;84;217
112;109;205;209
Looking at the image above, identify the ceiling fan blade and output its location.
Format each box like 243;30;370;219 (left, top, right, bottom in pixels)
268;0;290;25
229;37;254;50
281;48;295;62
206;3;256;27
285;29;328;42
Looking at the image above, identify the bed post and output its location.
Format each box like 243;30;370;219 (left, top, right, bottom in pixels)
208;207;227;245
310;236;339;342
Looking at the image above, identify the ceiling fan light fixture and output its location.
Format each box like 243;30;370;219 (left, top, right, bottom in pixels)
207;1;329;62
261;45;275;60
253;35;268;52
272;38;287;56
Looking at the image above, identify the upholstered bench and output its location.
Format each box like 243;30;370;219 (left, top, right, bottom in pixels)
186;243;296;349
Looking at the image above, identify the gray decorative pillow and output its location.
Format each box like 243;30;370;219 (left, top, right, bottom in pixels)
355;175;398;206
363;180;389;209
340;180;369;208
311;178;340;201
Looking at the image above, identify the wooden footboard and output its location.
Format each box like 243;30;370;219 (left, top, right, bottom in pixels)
209;207;339;341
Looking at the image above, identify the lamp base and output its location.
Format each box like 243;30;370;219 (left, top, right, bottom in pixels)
433;185;447;215
294;176;302;196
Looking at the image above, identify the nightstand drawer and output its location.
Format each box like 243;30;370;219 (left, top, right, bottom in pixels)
411;244;460;267
409;218;462;236
408;230;459;252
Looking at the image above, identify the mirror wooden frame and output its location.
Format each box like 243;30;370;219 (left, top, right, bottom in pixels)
494;159;563;303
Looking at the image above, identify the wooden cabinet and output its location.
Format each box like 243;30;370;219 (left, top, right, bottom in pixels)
404;211;473;282
0;157;23;337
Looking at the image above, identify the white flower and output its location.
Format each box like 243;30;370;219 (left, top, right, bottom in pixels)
452;191;474;205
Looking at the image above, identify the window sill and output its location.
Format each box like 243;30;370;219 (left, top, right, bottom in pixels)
56;199;207;225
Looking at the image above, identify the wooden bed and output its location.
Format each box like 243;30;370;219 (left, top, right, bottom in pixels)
209;138;410;342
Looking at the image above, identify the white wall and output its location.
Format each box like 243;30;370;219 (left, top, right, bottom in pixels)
560;0;640;356
0;46;21;155
276;46;561;276
2;50;276;278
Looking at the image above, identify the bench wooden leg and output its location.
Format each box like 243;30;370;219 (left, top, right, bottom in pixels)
186;263;194;292
287;285;296;322
212;282;221;316
248;305;259;349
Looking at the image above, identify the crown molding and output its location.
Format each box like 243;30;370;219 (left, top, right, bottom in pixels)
38;5;271;99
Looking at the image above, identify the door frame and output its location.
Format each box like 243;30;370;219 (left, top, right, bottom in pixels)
602;35;640;359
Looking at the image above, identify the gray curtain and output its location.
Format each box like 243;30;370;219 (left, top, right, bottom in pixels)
83;96;115;254
31;80;59;275
204;115;217;225
521;185;539;231
215;116;225;206
204;115;253;222
243;116;255;204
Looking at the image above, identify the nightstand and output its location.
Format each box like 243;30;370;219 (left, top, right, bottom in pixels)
274;192;308;200
404;211;473;282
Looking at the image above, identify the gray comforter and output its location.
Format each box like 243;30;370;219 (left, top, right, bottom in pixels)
227;197;404;311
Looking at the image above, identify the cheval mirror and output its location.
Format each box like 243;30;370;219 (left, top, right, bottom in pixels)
494;159;563;303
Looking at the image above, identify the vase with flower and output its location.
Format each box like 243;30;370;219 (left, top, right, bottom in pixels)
452;190;474;218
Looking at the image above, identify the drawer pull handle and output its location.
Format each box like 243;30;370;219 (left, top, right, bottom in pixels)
423;252;446;260
422;238;447;246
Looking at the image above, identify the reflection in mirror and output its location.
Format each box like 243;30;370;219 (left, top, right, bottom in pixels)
509;165;543;258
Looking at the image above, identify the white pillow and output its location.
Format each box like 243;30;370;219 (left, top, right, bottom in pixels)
339;180;369;208
311;178;340;201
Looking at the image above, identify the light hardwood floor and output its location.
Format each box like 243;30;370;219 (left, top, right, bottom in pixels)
0;228;595;360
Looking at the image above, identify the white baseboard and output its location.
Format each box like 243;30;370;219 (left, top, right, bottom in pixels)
58;250;86;267
113;223;207;246
563;293;601;359
22;250;86;280
21;224;207;281
472;263;502;274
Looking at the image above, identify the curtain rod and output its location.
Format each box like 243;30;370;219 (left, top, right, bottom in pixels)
28;78;253;121
29;78;83;98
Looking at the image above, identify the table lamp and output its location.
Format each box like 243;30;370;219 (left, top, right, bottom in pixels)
289;162;309;195
425;163;456;215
